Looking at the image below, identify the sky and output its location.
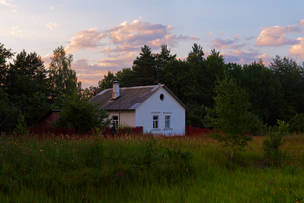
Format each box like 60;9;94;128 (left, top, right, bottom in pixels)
1;0;304;87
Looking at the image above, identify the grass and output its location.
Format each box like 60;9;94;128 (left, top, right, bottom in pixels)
0;134;304;202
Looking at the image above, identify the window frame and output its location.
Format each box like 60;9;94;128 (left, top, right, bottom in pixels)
112;115;119;128
165;115;171;129
153;115;159;129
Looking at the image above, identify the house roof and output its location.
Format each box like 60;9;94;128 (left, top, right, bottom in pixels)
90;84;186;111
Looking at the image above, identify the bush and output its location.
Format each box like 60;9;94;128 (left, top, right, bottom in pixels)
56;95;110;133
211;77;261;160
13;114;28;135
263;120;289;166
289;113;304;133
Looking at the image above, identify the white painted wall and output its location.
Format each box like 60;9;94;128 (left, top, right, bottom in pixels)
108;111;136;127
135;87;185;135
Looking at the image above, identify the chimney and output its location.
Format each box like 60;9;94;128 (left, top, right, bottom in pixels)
112;81;120;99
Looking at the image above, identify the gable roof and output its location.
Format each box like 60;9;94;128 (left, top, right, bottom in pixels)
90;84;186;111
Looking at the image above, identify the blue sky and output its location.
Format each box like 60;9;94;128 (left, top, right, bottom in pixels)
1;0;304;87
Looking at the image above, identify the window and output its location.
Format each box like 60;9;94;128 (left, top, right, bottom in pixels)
153;115;159;128
112;115;119;128
160;94;164;101
165;115;171;129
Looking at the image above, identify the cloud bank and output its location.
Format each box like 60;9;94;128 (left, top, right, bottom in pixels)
65;19;197;87
256;25;301;47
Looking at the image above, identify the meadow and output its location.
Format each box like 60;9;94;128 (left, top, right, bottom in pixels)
0;133;304;202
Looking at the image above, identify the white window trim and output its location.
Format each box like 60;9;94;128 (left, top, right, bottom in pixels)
153;115;159;129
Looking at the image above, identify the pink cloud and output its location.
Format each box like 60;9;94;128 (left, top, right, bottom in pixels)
256;25;300;47
222;49;261;64
65;28;104;53
72;59;118;88
104;19;198;52
65;19;197;55
212;38;239;49
289;37;304;59
300;19;304;27
72;52;136;88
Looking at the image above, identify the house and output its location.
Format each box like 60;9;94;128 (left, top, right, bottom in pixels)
90;82;186;135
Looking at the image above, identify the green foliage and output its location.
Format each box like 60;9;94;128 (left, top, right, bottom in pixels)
0;88;19;132
212;76;261;159
97;71;117;91
263;120;289;166
271;56;304;119
289;113;304;133
228;62;284;125
13;114;28;135
0;43;13;87
56;96;110;133
48;46;81;106
0;136;194;201
2;42;304;132
1;135;304;202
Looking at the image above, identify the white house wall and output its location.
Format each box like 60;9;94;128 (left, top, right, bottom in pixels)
108;111;136;127
135;87;185;135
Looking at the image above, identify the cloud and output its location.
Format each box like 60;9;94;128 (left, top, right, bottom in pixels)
65;19;198;54
72;58;128;88
212;38;237;49
104;19;198;52
0;0;13;7
212;36;247;51
10;26;23;38
65;28;105;53
257;53;271;65
64;19;198;87
300;19;304;27
223;49;261;64
256;25;301;47
46;22;58;31
41;54;52;65
289;37;304;58
98;52;135;68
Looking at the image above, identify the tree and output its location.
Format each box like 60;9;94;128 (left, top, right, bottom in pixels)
5;50;50;125
48;46;80;106
56;96;110;133
98;72;117;91
228;62;284;125
270;56;304;118
212;77;261;159
132;45;157;85
0;43;13;87
187;43;204;64
0;88;18;132
156;45;176;82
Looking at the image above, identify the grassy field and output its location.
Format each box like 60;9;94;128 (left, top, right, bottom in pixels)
0;134;304;202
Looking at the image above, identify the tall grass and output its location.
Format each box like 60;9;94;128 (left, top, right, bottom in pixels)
0;134;304;202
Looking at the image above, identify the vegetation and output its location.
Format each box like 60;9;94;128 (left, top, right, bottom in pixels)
0;134;304;202
1;41;304;133
56;96;109;133
211;77;261;159
95;44;304;128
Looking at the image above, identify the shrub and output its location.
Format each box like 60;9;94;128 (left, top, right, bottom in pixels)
211;77;261;160
289;113;304;133
13;114;28;135
263;120;289;166
56;95;110;133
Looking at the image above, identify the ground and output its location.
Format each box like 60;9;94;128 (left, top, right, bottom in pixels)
0;133;304;202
